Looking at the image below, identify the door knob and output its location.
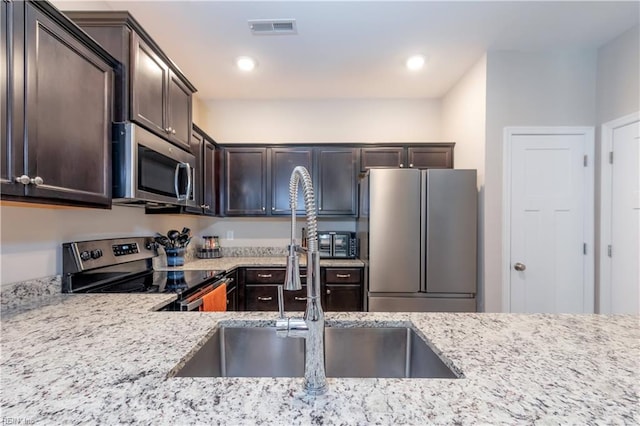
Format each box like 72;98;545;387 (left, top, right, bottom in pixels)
514;262;526;271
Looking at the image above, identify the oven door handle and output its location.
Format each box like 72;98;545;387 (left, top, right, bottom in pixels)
180;277;234;311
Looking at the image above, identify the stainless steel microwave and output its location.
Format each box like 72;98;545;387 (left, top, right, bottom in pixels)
112;122;196;207
318;231;358;258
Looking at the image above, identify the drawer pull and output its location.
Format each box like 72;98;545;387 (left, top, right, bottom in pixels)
300;275;307;279
257;274;272;278
326;289;331;295
336;273;351;278
257;296;273;301
294;297;307;301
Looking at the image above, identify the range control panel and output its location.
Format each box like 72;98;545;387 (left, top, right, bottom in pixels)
112;243;139;257
63;237;156;273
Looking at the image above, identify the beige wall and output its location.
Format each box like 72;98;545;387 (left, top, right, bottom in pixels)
201;99;443;143
597;25;640;124
441;54;487;310
484;49;598;312
0;204;207;285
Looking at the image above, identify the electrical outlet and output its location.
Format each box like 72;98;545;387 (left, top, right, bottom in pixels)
226;230;234;240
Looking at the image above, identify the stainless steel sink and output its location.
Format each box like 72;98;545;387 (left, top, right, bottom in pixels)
172;326;459;379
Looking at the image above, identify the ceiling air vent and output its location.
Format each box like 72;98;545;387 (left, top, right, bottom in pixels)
248;19;297;35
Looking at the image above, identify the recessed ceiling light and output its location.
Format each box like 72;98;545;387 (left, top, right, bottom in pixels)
406;54;426;71
236;56;257;72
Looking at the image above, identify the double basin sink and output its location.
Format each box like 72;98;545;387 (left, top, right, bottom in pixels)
172;325;459;379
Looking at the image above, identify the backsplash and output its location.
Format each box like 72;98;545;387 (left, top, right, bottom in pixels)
220;246;288;257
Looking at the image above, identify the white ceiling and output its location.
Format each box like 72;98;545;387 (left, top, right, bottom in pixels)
53;1;639;100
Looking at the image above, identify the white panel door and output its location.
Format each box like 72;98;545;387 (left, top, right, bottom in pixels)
609;121;640;314
507;130;594;313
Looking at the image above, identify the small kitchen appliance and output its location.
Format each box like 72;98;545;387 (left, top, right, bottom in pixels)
61;236;233;311
317;231;358;258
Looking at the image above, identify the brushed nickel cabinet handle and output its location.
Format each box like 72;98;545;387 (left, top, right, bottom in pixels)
257;296;273;301
294;297;307;301
257;273;272;278
31;176;44;186
16;175;31;185
336;273;351;278
326;289;331;295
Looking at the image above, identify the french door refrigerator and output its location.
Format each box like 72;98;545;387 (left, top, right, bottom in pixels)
357;168;477;312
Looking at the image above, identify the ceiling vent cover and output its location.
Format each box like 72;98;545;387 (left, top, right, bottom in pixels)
248;19;297;35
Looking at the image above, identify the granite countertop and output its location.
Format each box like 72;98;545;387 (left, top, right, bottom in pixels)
158;256;365;271
1;293;638;425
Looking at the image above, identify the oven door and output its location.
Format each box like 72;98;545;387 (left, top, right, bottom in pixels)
179;276;235;311
113;122;197;207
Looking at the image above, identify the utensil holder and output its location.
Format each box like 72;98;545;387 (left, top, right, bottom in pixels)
165;247;185;267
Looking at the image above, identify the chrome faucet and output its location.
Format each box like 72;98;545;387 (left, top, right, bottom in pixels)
276;166;328;396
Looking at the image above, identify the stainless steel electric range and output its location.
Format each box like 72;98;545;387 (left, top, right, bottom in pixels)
62;237;233;310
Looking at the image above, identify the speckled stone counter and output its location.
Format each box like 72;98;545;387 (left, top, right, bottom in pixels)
158;256;365;271
1;294;638;425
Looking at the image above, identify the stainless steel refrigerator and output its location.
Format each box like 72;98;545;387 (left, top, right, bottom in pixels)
357;168;477;312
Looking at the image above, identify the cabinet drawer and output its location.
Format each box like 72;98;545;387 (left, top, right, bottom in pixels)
244;285;307;311
244;268;307;284
245;268;286;284
325;268;361;284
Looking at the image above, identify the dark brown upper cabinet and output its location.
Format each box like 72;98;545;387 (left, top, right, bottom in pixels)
202;137;220;216
1;1;118;207
65;11;196;152
407;145;454;169
224;147;268;216
360;146;405;170
360;144;454;171
316;147;359;216
270;147;313;215
222;145;359;217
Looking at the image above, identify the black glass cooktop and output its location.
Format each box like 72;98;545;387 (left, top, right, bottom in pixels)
83;269;223;294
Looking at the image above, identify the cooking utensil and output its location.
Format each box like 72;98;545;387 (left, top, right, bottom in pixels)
177;233;190;246
155;236;170;247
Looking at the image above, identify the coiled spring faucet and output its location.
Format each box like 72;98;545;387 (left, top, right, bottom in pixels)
275;166;327;396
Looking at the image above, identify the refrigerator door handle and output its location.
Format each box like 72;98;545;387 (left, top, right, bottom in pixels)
420;170;427;293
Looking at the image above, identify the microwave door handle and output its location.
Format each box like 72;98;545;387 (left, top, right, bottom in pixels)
173;162;191;201
174;163;181;200
184;163;192;201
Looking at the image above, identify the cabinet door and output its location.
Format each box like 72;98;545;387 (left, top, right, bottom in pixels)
360;147;406;170
407;145;454;169
167;70;191;150
324;285;362;312
1;0;20;196
225;148;268;215
23;3;112;205
202;140;218;216
271;147;313;215
185;128;204;214
131;33;167;138
226;283;238;311
316;148;359;216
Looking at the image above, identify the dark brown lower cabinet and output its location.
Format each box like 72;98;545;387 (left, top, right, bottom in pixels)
323;267;363;311
239;266;363;312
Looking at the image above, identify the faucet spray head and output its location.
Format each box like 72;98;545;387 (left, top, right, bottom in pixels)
284;244;302;291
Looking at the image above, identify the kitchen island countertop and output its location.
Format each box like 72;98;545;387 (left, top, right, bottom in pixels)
1;294;638;425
